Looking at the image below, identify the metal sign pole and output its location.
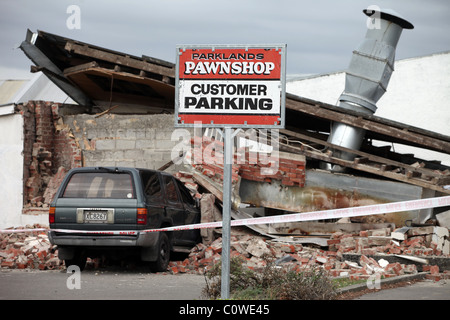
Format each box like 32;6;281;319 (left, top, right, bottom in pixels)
174;44;287;299
221;126;233;299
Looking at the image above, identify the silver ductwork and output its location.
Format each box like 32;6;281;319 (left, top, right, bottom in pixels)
325;8;413;172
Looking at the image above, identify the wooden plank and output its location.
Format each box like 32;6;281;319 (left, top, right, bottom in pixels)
286;96;450;153
63;61;99;74
287;93;450;143
65;42;175;78
64;67;175;105
279;139;450;194
280;129;445;179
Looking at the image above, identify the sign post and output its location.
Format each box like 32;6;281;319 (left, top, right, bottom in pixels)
175;44;286;299
221;126;233;299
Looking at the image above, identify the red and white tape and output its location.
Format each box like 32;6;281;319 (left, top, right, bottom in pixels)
1;195;450;235
0;228;48;234
144;195;450;233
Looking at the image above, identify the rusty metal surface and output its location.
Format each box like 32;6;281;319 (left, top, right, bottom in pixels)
239;170;422;227
240;179;386;212
267;221;395;236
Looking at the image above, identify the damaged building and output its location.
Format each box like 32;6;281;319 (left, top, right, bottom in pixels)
1;8;449;251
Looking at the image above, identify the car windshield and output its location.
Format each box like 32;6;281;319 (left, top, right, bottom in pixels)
62;172;135;199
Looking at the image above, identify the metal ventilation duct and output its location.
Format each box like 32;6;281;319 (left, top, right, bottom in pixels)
325;8;413;172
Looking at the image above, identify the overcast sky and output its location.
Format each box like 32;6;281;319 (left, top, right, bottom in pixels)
1;0;449;79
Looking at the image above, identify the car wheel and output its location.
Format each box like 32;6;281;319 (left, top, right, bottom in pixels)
150;232;170;272
65;250;87;271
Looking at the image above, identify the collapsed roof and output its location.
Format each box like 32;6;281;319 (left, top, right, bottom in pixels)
19;29;450;195
20;29;176;113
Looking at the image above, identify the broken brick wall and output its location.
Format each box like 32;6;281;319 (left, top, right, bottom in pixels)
17;101;82;210
18;104;198;214
186;137;306;189
15;101;306;225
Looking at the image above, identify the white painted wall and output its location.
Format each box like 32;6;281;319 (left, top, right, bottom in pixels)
286;52;450;166
0;113;49;228
0;113;25;228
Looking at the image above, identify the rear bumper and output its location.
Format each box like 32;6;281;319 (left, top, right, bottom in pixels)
48;230;159;247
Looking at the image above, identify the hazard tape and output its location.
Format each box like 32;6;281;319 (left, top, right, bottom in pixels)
1;195;450;235
0;228;48;234
143;195;450;233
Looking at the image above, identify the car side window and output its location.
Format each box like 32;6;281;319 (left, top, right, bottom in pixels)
141;171;163;203
176;179;195;207
163;175;180;204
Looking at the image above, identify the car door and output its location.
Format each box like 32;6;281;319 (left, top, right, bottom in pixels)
161;174;185;242
174;179;200;244
140;170;165;229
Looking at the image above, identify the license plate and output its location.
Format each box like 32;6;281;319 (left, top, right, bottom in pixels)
84;211;108;223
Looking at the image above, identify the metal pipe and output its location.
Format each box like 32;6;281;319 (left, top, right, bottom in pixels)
325;8;413;172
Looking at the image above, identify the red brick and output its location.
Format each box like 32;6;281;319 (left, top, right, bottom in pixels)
403;264;417;274
281;179;295;186
361;248;377;255
429;265;440;275
388;247;402;255
404;237;424;248
327;239;340;246
359;230;369;237
1;259;15;268
385;262;403;275
326;251;338;257
425;274;441;282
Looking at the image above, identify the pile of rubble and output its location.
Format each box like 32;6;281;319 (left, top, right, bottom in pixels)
0;225;62;270
1;223;449;283
167;225;450;282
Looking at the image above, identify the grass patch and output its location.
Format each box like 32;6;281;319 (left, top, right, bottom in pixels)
332;277;368;289
202;256;338;300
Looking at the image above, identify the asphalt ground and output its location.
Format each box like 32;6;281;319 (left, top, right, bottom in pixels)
1;268;448;300
355;278;450;300
338;272;450;300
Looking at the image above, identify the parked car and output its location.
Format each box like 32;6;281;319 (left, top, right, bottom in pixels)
48;167;201;271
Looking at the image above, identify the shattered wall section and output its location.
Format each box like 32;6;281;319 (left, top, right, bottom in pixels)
186;137;306;188
17;101;82;211
18;105;196;215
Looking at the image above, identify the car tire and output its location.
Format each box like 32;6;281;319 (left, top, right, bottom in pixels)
65;250;87;271
149;232;170;272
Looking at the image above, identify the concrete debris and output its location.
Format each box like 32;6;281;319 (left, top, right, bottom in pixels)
0;225;62;270
1;224;449;282
2;171;449;282
436;210;450;229
199;193;222;245
166;227;450;281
